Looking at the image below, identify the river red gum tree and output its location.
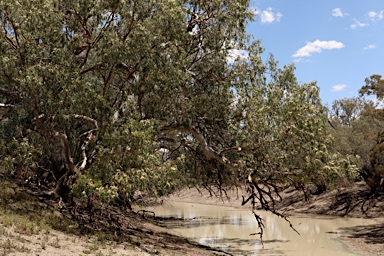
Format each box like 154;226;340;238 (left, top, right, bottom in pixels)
0;0;356;231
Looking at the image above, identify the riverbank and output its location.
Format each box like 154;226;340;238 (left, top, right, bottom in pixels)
161;181;384;218
1;176;383;255
0;178;226;256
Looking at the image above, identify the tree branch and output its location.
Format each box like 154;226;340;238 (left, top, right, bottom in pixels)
0;103;15;108
123;10;136;42
69;114;98;130
80;62;103;75
0;87;21;98
161;124;237;171
3;11;20;48
68;114;98;170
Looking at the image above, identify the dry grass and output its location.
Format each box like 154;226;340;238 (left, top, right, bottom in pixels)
0;179;139;255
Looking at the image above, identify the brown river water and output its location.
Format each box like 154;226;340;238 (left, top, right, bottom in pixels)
145;201;377;255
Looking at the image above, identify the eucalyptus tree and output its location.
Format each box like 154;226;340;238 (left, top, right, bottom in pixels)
0;0;353;230
360;74;384;101
327;97;377;182
330;97;366;127
358;75;384;192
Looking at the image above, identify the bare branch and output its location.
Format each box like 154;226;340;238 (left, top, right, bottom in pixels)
3;34;18;49
80;62;103;75
0;103;15;108
93;11;114;46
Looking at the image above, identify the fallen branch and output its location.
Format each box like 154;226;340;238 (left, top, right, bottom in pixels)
137;209;156;218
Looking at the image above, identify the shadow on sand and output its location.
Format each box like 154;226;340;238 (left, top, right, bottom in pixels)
338;222;384;244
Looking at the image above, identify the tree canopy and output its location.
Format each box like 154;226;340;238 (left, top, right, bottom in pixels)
0;0;354;230
360;74;384;101
357;74;384;191
326;75;384;193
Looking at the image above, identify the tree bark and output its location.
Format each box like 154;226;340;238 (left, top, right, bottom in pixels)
51;132;75;205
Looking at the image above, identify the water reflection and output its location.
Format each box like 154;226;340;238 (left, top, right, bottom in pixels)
145;201;378;255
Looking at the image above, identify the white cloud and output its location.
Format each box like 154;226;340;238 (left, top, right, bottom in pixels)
293;58;312;63
292;40;345;58
332;84;347;92
260;8;282;24
368;10;384;21
332;8;348;17
363;44;376;51
350;19;369;29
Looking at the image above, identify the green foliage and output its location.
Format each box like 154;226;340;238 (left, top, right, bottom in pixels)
360;74;384;100
331;97;366;126
357;74;384;191
327;76;384;191
231;54;351;189
71;118;184;203
0;134;46;177
328;97;379;173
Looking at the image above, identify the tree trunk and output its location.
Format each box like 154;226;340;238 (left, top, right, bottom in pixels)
51;132;75;205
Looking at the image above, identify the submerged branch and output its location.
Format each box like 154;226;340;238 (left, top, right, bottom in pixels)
246;176;300;239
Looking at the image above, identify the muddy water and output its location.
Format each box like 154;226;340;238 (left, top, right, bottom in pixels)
145;201;377;255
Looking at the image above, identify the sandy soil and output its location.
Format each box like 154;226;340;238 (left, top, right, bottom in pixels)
0;224;150;256
0;175;223;256
0;214;224;256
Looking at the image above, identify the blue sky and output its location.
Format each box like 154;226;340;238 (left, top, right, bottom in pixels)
246;1;384;106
